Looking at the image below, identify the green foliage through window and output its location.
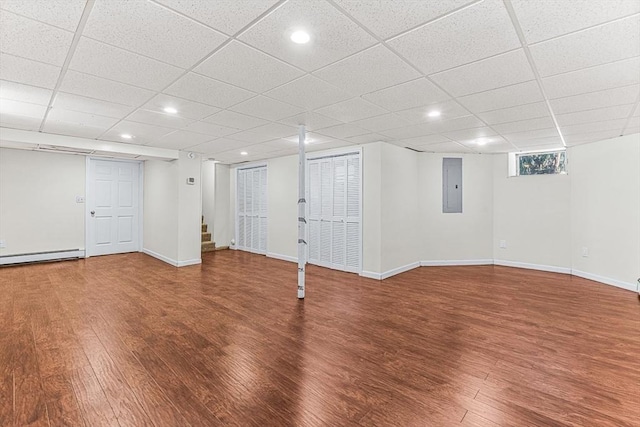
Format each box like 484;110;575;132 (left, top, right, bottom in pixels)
517;151;566;176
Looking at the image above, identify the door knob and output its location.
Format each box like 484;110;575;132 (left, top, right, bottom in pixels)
90;211;95;217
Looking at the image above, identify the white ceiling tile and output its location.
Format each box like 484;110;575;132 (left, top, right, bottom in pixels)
128;109;194;129
238;0;377;72
83;0;226;68
543;56;640;99
530;15;640;77
456;80;544;113
624;127;640;136
346;133;388;144
282;131;333;145
394;99;469;124
630;102;639;116
315;98;387;122
362;78;449;111
60;70;155;106
181;120;239;137
265;75;351;110
190;138;247;155
70;37;184;91
229;95;304;121
420;141;472;153
306;139;354;153
154;0;280;35
315;123;369;139
246;122;298;139
164;72;255;108
54;93;135;119
100;120;175;144
278;112;342;131
394;134;451;146
0;80;52;105
467;138;515;153
0;53;61;89
556;104;634;127
148;130;214;150
41;120;109;139
628;116;640;128
443;126;497;142
314;45;421;95
349;113;412;133
0;10;73;66
512;138;564;149
431;49;535;97
559;118;628;136
492;116;555;134
477;102;550;125
564;129;624;146
204;110;268;130
0;112;42;131
501;128;560;142
430;115;486;133
0;0;86;31
388;0;521;75
379;122;438;140
141;94;220;120
226;129;276;144
511;0;640;44
333;0;473;40
46;107;119;128
195;41;303;93
0;98;46;118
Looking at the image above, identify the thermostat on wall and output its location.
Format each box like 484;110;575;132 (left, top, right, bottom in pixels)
186;177;195;185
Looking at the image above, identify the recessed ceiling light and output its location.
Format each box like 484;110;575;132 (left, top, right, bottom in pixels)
427;111;441;118
291;30;310;44
163;107;178;114
476;138;489;146
120;134;133;139
240;151;248;156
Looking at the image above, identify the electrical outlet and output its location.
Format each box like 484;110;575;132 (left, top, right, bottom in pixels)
582;247;589;257
499;240;507;249
76;196;85;203
0;240;6;249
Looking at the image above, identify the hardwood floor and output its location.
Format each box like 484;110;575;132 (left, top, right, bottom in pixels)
1;250;639;426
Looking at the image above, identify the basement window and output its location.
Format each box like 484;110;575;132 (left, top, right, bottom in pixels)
508;150;567;176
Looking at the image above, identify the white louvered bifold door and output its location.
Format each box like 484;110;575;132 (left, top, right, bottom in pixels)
306;153;360;273
237;166;267;254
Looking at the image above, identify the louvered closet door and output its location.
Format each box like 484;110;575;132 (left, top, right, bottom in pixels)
237;166;267;254
307;153;360;273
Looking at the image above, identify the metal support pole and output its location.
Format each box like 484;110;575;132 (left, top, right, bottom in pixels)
297;125;306;299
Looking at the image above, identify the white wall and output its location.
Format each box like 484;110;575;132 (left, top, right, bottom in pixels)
143;151;202;266
492;154;572;270
266;155;298;258
213;163;231;247
419;152;494;262
202;160;215;229
0;148;85;256
362;143;382;274
143;159;179;261
379;143;420;272
570;134;640;288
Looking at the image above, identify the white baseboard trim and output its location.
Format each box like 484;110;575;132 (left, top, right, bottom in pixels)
142;248;178;267
360;270;382;280
420;259;493;267
266;252;297;263
571;269;637;292
177;258;201;267
0;249;85;265
494;259;572;275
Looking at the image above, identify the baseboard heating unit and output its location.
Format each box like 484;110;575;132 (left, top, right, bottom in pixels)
0;249;85;266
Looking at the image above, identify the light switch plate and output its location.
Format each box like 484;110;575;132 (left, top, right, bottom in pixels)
499;240;507;249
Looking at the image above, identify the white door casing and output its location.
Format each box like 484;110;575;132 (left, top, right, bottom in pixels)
87;159;140;256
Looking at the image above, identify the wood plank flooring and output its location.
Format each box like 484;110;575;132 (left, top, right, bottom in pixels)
1;250;639;426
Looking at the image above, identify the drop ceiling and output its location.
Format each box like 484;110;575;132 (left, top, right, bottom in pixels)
0;0;638;164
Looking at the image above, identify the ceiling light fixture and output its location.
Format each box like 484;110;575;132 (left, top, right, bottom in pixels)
427;111;441;118
476;138;488;146
240;151;248;156
120;134;133;139
163;107;178;114
291;30;310;44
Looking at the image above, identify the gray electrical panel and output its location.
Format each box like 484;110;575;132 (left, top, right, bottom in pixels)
443;158;462;213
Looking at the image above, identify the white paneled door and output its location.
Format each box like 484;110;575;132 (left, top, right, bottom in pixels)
87;159;140;256
237;166;267;254
307;152;361;273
